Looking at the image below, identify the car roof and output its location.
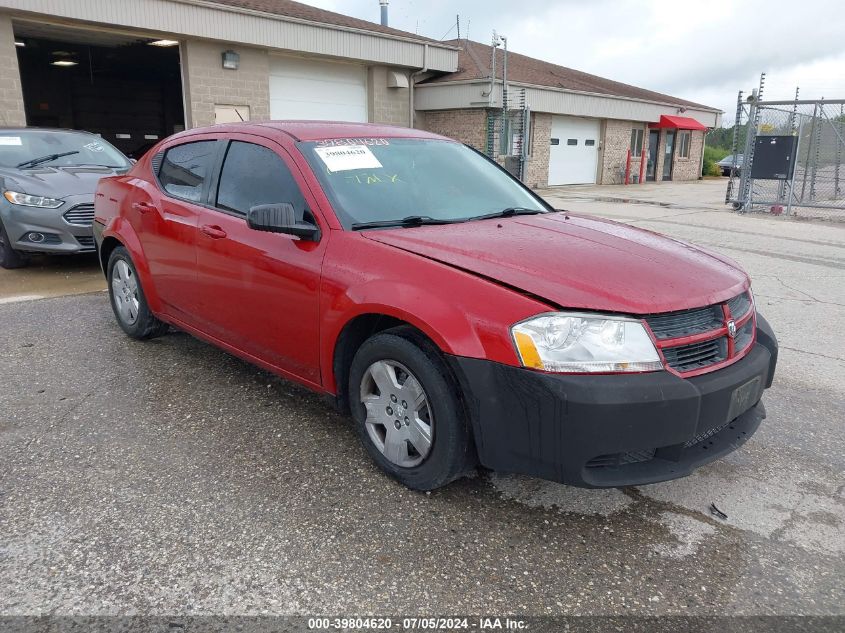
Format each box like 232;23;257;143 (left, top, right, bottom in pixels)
173;121;452;143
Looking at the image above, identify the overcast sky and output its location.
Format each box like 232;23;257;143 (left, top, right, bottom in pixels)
303;0;845;124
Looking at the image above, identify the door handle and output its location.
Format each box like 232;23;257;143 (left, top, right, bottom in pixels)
200;224;227;239
131;201;156;214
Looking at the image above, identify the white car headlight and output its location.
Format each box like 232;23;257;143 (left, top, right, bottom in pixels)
3;190;64;209
511;313;663;373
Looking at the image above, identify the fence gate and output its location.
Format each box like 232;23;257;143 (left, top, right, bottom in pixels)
486;88;531;181
726;79;845;220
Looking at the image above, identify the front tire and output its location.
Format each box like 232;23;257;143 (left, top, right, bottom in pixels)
0;220;28;269
349;328;473;490
107;246;169;340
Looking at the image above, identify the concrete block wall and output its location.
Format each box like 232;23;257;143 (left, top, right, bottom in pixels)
420;108;487;151
524;112;551;188
182;39;270;128
0;14;26;127
601;119;648;184
368;66;410;126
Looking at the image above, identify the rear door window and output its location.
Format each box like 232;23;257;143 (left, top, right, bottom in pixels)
158;141;218;203
215;141;306;217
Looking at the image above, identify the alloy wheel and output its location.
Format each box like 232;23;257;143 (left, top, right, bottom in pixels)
111;259;140;325
359;359;434;468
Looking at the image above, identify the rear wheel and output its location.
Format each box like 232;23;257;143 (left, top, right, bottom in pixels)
0;220;28;269
349;328;472;490
107;246;169;340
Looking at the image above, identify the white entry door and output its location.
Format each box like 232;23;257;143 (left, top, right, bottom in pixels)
269;56;367;122
548;116;601;185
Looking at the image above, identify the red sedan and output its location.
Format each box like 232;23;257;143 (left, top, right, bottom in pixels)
93;122;778;490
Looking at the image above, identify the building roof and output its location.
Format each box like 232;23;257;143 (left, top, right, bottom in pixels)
205;0;441;44
426;39;718;112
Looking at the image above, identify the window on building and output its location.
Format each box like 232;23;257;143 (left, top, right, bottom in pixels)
678;131;691;158
567;139;578;146
158;141;218;203
630;128;644;155
585;139;596;146
216;141;305;216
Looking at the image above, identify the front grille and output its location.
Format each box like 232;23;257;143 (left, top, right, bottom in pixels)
63;204;95;226
727;292;752;319
684;420;732;448
645;305;724;339
586;448;656;469
644;291;754;375
662;337;728;373
734;318;754;353
76;236;95;249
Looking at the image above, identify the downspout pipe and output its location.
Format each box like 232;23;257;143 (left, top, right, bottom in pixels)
409;43;429;129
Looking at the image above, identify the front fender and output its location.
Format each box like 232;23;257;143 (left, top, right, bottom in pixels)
318;233;554;394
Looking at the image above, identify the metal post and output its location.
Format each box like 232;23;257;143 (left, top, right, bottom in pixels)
726;90;744;204
835;104;843;198
738;91;758;212
500;35;508;156
800;102;818;203
520;102;531;182
786;116;804;217
779;87;800;202
810;101;824;201
489;32;497;109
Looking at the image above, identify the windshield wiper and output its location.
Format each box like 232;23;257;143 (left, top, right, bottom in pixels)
466;207;548;222
351;215;465;231
63;163;124;169
16;151;80;169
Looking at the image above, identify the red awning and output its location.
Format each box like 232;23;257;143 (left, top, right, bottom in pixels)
649;115;708;131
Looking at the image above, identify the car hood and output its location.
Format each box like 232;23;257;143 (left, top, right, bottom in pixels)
362;213;749;314
0;165;126;199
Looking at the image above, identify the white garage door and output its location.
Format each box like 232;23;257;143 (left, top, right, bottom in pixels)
269;56;367;122
548;116;601;185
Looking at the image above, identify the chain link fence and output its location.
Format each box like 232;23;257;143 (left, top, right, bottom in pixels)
726;94;845;221
486;88;531;181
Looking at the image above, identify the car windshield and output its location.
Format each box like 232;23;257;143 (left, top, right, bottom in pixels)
298;138;549;228
0;130;130;169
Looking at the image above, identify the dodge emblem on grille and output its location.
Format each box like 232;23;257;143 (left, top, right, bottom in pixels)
727;319;737;338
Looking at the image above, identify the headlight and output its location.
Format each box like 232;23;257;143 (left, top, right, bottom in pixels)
511;313;663;373
3;191;63;208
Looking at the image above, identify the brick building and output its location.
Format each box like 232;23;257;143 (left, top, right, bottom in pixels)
0;0;456;156
415;39;720;188
0;0;718;186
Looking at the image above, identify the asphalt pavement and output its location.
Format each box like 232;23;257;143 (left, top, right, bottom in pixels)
0;179;843;617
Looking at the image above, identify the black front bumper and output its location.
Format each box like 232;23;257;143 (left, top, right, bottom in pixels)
448;315;778;488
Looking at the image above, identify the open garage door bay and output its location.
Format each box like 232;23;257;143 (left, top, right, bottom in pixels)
269;56;367;122
14;22;185;159
549;116;600;185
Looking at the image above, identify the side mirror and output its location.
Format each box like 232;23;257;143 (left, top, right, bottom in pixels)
247;203;320;241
